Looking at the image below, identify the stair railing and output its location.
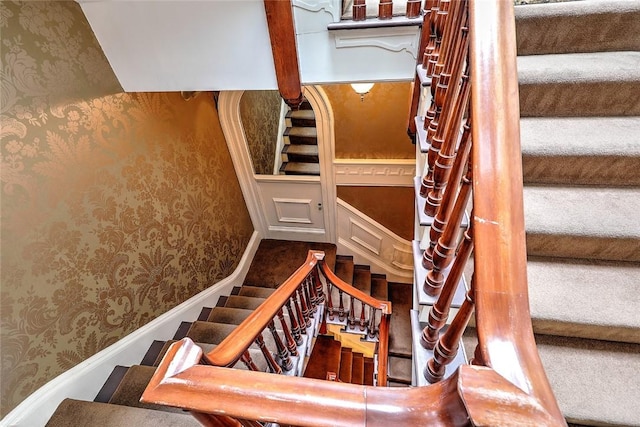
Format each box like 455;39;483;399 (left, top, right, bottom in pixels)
142;1;567;424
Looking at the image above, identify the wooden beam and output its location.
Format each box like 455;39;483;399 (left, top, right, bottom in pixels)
263;0;303;109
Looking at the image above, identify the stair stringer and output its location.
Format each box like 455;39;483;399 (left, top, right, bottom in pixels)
336;198;413;284
2;232;261;427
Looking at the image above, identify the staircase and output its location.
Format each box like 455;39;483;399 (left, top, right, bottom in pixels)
279;100;321;176
45;240;412;426
479;2;640;426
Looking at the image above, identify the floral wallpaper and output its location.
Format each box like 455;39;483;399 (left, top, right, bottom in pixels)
239;90;282;175
321;82;414;159
0;0;254;417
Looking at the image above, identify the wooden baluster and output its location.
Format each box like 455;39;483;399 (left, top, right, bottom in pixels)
406;0;421;18
326;282;335;321
240;350;259;371
379;0;393;19
285;299;303;345
422;0;440;71
302;277;313;318
424;161;472;296
359;302;367;331
348;295;356;329
308;274;319;307
277;309;298;357
292;293;307;334
338;289;346;322
421;225;473;349
425;31;470;218
424;277;475;383
297;287;312;328
422;116;471;269
367;306;377;339
255;333;282;375
353;0;366;21
421;0;466;198
407;8;433;138
312;266;324;303
268;320;293;371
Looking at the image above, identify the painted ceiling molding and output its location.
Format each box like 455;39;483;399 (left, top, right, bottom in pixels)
334;159;415;186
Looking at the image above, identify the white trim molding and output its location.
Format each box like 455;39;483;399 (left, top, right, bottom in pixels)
292;0;341;22
337;199;413;283
334;158;415;186
2;232;261;427
333;26;421;59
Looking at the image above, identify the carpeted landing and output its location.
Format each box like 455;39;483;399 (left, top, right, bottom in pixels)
46;239;412;425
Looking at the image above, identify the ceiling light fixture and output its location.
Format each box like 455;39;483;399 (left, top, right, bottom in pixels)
350;83;374;102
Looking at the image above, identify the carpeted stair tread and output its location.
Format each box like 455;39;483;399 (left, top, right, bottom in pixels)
353;265;372;295
524;185;640;262
237;286;276;299
244;239;337;289
186;321;238;345
284;126;318;141
108;365;183;413
363;357;375;386
303;335;342;380
387;356;412;385
515;0;640;56
282;143;319;157
206;307;254;325
338;347;353;383
152;340;269;372
279;161;320;176
351;352;365;385
152;340;215;366
224;295;267;310
286;109;316;127
528;257;640;344
518;51;640;117
388;282;413;358
535;334;640;426
45;398;200;427
370;274;389;301
521;117;640;186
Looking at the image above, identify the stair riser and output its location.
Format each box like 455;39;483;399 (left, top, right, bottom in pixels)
526;234;640;263
519;81;640;117
282;153;319;163
522;155;640;186
283;135;318;145
286;117;316;128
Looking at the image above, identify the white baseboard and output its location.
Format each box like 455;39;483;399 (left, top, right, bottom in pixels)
2;231;261;427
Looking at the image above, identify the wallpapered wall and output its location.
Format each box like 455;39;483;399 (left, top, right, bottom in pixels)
240;90;282;175
0;1;254;416
321;82;414;159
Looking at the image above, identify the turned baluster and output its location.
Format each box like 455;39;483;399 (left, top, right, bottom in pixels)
379;0;393;19
359;302;367;331
308;274;319;306
240;350;259;371
338;289;346;321
421;0;439;71
312;266;324;303
424;278;475;383
292;293;307;334
277;309;298;356
353;0;366;21
406;0;421;18
367;306;377;339
425;36;470;218
421;225;473;349
284;300;303;346
255;333;282;375
348;295;356;329
424;159;472;296
426;0;451;77
297;287;311;328
303;277;314;316
326;283;335;321
422;116;471;269
268;320;293;371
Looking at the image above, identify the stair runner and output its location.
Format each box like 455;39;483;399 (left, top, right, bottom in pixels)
461;2;639;426
45;240;413;426
280;100;321;176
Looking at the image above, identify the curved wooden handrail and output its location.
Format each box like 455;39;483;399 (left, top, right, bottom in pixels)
469;0;565;423
318;260;392;315
203;250;324;367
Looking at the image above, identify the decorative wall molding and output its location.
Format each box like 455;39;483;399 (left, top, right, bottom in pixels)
292;0;341;22
334;158;415;186
2;232;261;427
333;26;420;58
337;199;413;283
273;198;313;224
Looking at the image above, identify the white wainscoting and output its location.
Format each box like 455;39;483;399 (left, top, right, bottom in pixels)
3;232;261;427
334;158;415;186
337;199;413;283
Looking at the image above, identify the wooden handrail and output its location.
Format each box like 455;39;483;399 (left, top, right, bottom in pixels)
203;250;323;367
469;0;565;423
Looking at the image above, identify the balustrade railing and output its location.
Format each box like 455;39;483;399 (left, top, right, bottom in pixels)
141;0;567;425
